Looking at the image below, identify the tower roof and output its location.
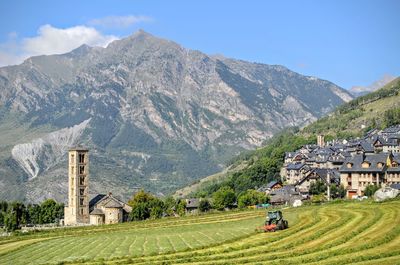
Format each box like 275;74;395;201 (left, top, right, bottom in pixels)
69;146;89;151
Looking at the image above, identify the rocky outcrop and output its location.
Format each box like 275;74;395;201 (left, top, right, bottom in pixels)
11;119;90;180
374;187;400;202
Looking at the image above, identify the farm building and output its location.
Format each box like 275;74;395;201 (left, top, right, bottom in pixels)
185;198;200;214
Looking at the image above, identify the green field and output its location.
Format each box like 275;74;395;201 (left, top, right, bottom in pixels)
1;200;399;265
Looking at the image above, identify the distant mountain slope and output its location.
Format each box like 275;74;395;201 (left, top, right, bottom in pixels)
176;77;400;198
304;77;400;137
349;74;396;97
0;30;352;202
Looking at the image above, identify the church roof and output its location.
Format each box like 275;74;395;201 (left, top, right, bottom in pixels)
90;208;104;215
69;146;89;151
89;194;107;211
103;198;124;208
89;193;132;212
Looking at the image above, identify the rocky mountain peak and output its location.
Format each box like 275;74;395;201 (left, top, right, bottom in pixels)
68;44;93;57
0;31;353;202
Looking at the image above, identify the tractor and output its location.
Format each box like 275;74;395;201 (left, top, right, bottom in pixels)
257;210;288;232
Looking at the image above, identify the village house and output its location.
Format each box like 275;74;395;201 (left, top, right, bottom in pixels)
382;137;400;153
296;168;340;195
185;198;200;214
339;152;400;198
269;185;303;206
284;163;310;184
258;180;283;195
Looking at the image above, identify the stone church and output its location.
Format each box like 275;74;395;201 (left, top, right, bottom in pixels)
64;147;132;226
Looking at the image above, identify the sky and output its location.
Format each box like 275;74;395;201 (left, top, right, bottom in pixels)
0;0;399;89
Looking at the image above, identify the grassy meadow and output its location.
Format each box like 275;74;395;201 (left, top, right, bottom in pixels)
0;199;399;264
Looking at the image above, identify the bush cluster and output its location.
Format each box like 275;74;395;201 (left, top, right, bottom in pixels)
0;199;64;231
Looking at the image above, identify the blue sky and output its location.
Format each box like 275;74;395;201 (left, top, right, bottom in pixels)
0;0;399;89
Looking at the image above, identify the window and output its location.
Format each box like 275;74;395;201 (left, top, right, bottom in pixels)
362;162;370;168
80;208;84;215
71;166;74;174
70;154;74;164
79;154;85;163
80;188;85;196
79;166;85;174
80;198;84;206
80;176;85;185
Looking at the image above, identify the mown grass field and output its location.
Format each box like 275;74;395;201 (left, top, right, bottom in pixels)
0;199;399;265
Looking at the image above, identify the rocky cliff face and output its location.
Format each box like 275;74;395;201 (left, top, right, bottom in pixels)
0;30;353;202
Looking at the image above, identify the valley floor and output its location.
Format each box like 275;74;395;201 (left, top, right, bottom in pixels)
0;200;399;264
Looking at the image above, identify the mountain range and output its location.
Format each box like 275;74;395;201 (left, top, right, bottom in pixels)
349;74;396;97
0;30;353;202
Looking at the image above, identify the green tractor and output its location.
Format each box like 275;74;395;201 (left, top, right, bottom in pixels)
258;210;288;232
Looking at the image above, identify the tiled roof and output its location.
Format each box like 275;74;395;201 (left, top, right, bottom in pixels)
89;193;132;212
89;194;107;211
266;180;281;189
90;208;104;215
359;140;374;152
103;198;124;208
287;163;306;170
186;198;200;208
339;153;388;173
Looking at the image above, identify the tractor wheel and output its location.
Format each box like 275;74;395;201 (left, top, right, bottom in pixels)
284;220;289;229
277;220;284;230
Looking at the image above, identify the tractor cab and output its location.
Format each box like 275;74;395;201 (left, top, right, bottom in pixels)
258;210;288;232
266;210;283;225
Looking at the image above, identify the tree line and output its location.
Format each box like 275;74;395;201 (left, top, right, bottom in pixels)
127;188;269;221
0;199;64;232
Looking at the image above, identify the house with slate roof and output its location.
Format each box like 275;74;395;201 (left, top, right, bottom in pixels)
269;185;303;206
284;163;310;184
382;136;400;153
185;198;200;213
339;153;400;198
296;168;340;195
258;180;283;195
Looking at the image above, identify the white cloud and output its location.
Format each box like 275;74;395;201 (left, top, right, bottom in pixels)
0;25;118;67
88;15;152;29
23;24;118;56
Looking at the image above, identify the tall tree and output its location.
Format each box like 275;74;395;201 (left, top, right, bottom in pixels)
213;186;236;210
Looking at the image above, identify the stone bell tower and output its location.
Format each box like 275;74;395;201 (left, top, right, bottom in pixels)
64;147;89;225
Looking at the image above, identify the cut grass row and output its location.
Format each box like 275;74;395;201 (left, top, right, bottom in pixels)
0;210;265;265
1;200;399;265
79;201;399;265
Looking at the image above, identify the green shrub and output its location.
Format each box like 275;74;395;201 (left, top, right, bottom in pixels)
212;187;236;210
128;190;164;220
237;189;269;208
364;184;380;197
198;199;211;212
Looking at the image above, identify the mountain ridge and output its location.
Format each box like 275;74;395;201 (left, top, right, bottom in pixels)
0;30;353;202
